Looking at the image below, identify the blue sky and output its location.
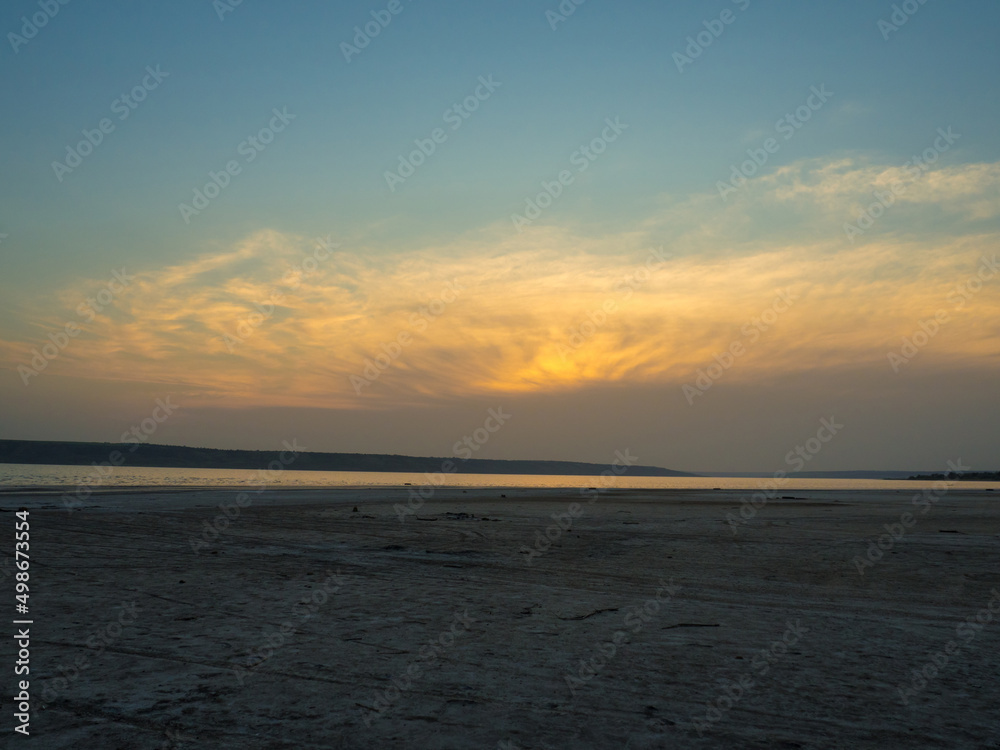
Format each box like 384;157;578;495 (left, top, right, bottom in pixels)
4;0;997;280
1;0;998;470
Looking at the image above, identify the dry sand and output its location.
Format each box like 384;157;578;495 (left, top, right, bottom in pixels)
3;486;999;749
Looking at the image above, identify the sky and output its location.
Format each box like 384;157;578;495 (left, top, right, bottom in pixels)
1;0;998;473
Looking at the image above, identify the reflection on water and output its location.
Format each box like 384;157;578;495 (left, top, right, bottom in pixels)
1;463;998;492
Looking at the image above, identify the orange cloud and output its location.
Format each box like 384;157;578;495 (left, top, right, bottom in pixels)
2;159;998;409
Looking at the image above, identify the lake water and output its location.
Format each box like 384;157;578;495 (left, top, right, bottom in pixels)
1;463;998;493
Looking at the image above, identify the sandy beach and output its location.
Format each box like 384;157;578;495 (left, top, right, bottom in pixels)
4;486;999;749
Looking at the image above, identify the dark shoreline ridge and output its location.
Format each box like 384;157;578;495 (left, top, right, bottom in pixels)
907;471;1000;481
0;439;694;477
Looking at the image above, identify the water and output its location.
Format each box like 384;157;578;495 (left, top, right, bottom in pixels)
1;463;998;492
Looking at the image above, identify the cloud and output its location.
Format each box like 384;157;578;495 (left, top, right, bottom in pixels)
748;156;1000;223
2;159;998;410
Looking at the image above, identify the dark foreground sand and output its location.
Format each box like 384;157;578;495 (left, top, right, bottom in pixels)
3;487;999;749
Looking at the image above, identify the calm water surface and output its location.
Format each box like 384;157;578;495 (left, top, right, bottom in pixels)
2;463;998;492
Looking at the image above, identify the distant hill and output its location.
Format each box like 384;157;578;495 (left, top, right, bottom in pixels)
0;439;695;478
701;470;927;479
907;471;1000;481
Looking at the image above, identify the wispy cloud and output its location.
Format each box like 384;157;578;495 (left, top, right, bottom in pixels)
2;159;998;409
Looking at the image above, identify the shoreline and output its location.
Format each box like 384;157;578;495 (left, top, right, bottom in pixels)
2;481;999;500
2;486;998;514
